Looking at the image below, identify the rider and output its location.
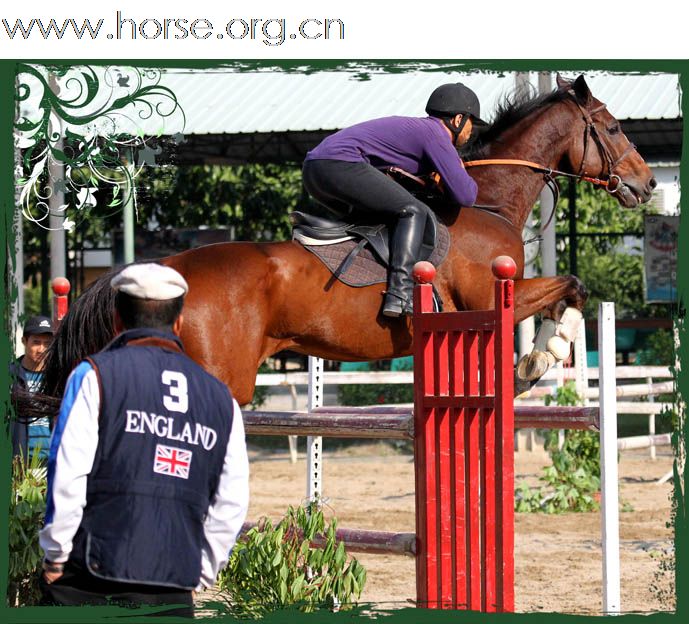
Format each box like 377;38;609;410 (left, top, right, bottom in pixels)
302;83;486;317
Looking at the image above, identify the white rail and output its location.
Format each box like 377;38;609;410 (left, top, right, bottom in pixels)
256;361;675;462
599;303;620;614
255;367;674;420
256;366;673;387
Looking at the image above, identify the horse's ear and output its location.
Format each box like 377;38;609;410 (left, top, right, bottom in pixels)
571;75;593;105
555;73;570;89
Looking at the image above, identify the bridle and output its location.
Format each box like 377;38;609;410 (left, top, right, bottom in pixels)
463;89;639;228
568;91;637;195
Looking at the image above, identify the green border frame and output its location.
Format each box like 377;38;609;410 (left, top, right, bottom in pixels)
1;59;686;623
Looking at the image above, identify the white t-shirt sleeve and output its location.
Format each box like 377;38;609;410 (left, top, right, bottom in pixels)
39;362;101;563
197;398;250;589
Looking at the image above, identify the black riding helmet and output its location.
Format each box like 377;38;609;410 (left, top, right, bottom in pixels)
426;83;487;145
426;83;488;125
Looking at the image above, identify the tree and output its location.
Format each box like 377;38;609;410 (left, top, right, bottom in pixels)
550;179;668;319
135;163;310;241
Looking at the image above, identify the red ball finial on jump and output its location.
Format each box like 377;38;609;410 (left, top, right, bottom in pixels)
491;256;517;280
51;277;71;296
413;261;436;284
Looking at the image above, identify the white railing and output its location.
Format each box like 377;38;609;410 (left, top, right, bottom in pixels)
257;365;672;386
255;364;675;459
256;367;673;413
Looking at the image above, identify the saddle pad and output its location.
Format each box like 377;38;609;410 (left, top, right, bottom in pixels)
299;223;450;287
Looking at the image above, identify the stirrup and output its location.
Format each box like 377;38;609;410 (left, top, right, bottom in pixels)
382;290;413;318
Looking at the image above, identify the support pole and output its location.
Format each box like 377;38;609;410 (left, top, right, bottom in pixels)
568;179;578;276
288;384;299;463
48;74;66;282
599;302;620;614
12;146;24;353
306;356;324;504
647;376;656;460
574;321;589;406
538;71;557;283
123;149;136;265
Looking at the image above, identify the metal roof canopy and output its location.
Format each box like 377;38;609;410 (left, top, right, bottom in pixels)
148;69;683;133
156;69;683;165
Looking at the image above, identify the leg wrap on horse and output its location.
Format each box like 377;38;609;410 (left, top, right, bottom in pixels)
546;307;583;361
383;204;427;317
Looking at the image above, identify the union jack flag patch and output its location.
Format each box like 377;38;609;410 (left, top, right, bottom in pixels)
154;444;192;479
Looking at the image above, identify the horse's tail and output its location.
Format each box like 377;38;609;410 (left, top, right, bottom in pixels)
41;267;120;399
11;385;62;421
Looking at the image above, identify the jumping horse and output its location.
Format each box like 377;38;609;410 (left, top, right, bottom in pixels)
37;75;655;408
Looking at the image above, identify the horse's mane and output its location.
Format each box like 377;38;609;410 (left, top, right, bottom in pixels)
464;84;571;160
41;267;120;398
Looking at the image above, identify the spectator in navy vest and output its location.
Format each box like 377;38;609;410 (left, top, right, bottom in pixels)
39;263;249;617
10;315;54;462
302;83;486;317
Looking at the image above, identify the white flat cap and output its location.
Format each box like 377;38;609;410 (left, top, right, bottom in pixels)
111;263;189;300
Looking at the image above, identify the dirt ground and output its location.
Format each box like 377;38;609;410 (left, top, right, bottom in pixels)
244;438;676;615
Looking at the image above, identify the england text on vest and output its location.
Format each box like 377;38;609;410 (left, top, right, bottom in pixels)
125;410;218;450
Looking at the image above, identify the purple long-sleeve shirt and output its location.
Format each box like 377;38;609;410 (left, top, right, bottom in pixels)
305;116;478;206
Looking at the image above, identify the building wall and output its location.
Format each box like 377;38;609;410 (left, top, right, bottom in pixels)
650;165;681;215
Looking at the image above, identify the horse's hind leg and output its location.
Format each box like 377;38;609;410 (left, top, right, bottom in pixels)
512;275;588;385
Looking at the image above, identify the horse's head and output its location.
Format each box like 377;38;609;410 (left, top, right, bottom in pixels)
557;74;657;208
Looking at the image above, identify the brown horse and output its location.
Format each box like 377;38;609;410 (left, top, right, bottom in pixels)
40;74;655;407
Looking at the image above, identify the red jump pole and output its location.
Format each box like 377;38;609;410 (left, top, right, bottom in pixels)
412;257;515;612
493;256;516;612
51;277;70;325
412;262;439;608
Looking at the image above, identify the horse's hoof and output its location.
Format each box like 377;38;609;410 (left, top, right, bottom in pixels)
514;373;536;398
516;351;551;381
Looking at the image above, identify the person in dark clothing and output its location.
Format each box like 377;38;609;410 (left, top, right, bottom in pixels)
39;263;249;617
10;315;54;462
302;82;486;317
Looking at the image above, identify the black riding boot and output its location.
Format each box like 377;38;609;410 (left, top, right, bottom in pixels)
382;206;427;318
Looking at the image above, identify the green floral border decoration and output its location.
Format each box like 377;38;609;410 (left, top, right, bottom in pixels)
14;64;185;230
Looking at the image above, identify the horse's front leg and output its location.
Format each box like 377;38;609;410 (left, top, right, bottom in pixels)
513;275;588;384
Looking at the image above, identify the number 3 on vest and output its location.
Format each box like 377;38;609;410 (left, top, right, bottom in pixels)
162;371;189;413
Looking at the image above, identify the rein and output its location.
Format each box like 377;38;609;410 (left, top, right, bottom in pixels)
463;158;610;188
463;159;585;232
464;158;580;232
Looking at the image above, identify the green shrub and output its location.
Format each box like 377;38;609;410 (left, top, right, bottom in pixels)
635;329;675;366
8;453;47;606
338;382;413;406
337;358;413;407
515;382;602;513
217;505;367;618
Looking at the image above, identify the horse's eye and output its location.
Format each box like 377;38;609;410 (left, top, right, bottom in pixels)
607;123;620;135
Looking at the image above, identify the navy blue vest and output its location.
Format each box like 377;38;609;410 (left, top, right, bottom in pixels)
70;328;234;589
